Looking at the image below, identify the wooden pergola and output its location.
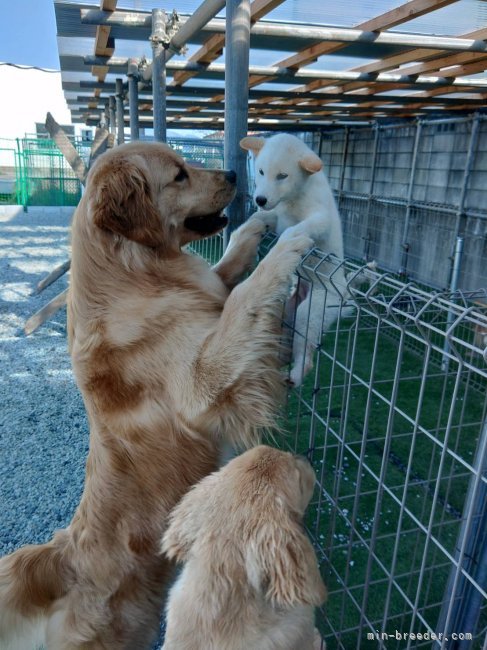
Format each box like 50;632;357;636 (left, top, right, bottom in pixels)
56;0;487;133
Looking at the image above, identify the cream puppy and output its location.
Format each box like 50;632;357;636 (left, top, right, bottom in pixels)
161;445;327;650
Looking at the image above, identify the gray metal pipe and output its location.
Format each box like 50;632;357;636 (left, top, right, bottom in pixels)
151;8;167;142
82;56;487;90
108;96;116;135
115;78;125;145
80;9;487;54
127;58;140;140
224;0;251;245
400;120;422;276
140;0;226;85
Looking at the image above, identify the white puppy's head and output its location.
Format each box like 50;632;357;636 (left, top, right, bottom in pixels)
241;133;323;211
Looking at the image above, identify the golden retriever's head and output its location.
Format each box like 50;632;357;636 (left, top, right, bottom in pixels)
162;445;326;608
85;141;236;252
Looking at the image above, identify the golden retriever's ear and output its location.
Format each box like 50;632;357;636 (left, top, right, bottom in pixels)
240;136;265;156
299;153;323;174
161;480;210;563
246;519;326;608
90;157;164;248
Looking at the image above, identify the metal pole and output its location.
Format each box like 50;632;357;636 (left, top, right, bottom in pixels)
363;124;380;262
436;416;487;647
108;96;116;135
127;58;140;140
151;8;167;142
115;78;125;145
453;113;480;240
441;236;464;373
400;120;422;276
223;0;251;246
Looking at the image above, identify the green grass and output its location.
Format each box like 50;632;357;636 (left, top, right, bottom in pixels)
271;316;486;648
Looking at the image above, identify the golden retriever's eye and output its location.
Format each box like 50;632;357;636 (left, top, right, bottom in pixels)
276;172;288;180
174;168;188;182
258;168;264;176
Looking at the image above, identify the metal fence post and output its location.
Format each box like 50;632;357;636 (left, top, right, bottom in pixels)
400;120;422;277
115;78;125;145
151;8;167;143
223;0;251;246
337;125;350;210
127;58;140;141
108;96;116;136
363;124;380;261
436;416;487;648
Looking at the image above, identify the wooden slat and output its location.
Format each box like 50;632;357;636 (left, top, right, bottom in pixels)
45;112;88;184
275;25;487;112
171;0;283;86
91;1;118;83
261;0;457;72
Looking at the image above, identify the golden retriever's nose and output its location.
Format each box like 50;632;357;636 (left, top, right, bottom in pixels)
256;196;267;207
225;170;237;184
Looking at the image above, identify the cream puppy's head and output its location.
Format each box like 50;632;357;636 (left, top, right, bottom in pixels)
162;445;326;608
241;133;323;211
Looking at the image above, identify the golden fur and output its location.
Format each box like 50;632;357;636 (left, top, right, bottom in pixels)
0;141;312;649
162;445;327;650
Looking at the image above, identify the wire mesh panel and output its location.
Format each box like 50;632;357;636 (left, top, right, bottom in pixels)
191;236;487;649
0;139;19;204
274;252;487;649
17;137;85;207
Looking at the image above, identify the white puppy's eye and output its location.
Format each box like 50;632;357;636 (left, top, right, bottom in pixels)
276;172;288;180
258;168;264;176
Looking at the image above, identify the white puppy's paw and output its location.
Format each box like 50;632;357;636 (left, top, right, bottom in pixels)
275;232;314;257
249;210;276;231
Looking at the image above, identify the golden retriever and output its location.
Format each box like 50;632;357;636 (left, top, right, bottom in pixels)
0;141;313;650
162;445;326;650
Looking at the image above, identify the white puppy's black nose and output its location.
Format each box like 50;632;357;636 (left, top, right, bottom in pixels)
255;196;267;207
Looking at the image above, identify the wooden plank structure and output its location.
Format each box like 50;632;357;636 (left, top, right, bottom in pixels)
54;0;487;131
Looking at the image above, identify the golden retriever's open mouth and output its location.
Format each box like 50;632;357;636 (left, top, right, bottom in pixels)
184;212;229;236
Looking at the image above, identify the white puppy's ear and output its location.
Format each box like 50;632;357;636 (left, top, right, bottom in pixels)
240;136;266;155
299;153;323;174
245;518;327;608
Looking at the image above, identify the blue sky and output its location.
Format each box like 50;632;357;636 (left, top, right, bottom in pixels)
0;0;60;70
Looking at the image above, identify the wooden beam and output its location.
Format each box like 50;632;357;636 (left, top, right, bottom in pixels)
91;0;118;83
259;0;457;72
171;0;283;86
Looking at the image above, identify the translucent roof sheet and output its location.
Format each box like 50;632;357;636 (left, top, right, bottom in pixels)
55;0;487;130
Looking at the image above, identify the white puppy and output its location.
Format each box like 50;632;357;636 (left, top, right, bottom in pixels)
241;133;350;386
161;445;327;650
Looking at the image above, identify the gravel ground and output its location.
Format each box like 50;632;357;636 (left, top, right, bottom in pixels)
0;206;164;647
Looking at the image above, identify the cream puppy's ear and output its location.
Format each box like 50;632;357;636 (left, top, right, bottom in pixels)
161;476;215;562
245;517;327;608
240;136;266;156
299;153;323;174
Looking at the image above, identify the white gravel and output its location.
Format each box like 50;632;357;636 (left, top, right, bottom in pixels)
0;206;164;647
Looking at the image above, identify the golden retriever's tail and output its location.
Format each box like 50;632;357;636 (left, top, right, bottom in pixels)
0;540;69;650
